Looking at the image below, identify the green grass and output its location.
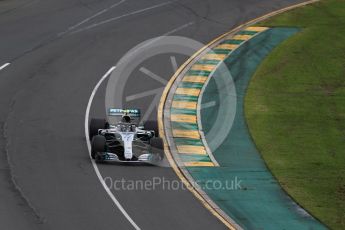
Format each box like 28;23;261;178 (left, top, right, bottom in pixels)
245;0;345;229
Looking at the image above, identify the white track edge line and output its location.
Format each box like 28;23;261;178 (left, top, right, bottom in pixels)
84;66;140;230
0;63;10;71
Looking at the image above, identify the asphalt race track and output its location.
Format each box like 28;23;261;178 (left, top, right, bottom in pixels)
0;0;304;229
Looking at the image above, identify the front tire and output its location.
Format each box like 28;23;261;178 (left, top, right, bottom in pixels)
150;137;163;151
144;120;159;137
89;118;108;140
91;135;107;159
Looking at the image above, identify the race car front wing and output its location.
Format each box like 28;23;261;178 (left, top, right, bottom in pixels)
95;152;160;164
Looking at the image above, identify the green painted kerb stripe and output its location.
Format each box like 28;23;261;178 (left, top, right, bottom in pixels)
212;49;232;55
173;94;198;102
180;154;211;162
196;59;220;65
174;138;203;146
237;30;257;36
187;70;211;76
170;108;197;115
179;82;204;89
221;39;243;45
171;122;199;130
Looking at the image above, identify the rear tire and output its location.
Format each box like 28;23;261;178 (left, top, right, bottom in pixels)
91;135;107;159
150;137;164;160
89;118;108;140
150;137;163;150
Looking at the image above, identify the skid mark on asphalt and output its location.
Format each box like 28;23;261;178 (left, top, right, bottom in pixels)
58;0;126;36
0;0;39;16
69;1;173;35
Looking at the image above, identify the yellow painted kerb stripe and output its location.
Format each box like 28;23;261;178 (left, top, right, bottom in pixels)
201;53;227;61
215;44;239;50
177;145;207;155
184;162;215;167
191;64;216;72
172;129;200;139
172;101;197;110
231;34;252;41
245;26;269;32
171;114;197;123
175;88;201;97
182;75;208;83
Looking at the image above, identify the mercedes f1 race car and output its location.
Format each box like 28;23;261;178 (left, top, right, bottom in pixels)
89;108;163;164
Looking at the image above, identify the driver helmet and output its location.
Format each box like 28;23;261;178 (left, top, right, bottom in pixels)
122;114;131;123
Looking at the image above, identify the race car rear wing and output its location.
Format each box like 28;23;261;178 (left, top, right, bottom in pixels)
108;108;141;117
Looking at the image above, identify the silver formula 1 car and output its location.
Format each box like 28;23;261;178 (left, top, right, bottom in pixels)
89;108;163;164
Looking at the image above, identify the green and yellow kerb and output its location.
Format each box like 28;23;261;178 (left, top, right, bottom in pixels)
170;26;269;167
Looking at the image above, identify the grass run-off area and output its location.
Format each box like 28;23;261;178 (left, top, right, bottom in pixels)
245;0;345;229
